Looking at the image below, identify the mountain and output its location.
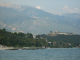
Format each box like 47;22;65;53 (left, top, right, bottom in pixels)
63;13;80;19
0;2;80;34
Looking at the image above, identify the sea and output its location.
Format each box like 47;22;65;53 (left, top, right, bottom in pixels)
0;48;80;60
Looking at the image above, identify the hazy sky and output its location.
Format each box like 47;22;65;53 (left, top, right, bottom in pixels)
0;0;80;15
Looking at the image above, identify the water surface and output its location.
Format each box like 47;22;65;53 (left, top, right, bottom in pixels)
0;48;80;60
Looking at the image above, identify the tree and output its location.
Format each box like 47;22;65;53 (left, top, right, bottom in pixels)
3;28;6;31
27;33;33;38
18;32;25;37
36;35;41;39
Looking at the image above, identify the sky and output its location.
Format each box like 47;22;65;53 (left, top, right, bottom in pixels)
0;0;80;15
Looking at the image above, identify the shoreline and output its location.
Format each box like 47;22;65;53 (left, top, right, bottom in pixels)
0;47;80;50
0;47;45;50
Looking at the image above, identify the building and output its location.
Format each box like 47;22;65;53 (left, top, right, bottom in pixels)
46;30;77;36
33;35;36;38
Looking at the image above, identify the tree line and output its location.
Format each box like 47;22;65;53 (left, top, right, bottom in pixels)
0;28;80;48
0;28;48;47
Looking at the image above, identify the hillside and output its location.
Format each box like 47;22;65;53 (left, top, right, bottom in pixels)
0;28;80;48
0;2;80;34
40;33;80;47
0;28;47;47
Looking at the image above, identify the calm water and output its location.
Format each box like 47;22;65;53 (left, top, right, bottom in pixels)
0;48;80;60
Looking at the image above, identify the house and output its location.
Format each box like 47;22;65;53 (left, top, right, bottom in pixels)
33;35;36;38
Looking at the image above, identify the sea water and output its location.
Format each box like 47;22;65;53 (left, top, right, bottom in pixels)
0;48;80;60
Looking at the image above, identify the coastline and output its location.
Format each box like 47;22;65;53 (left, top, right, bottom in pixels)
0;47;80;50
0;47;45;50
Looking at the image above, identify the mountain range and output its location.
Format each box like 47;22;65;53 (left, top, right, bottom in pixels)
0;2;80;34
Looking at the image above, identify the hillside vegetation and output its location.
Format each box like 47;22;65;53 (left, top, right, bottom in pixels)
40;34;80;48
0;28;80;48
0;28;47;47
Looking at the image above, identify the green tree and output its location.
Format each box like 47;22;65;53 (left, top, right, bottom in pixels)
3;28;6;31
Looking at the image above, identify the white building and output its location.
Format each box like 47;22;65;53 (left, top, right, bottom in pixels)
48;42;51;46
33;35;36;38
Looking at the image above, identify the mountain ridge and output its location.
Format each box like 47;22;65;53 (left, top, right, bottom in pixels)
0;2;80;34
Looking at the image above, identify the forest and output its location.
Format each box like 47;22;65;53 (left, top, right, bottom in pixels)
0;28;80;48
0;28;48;47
